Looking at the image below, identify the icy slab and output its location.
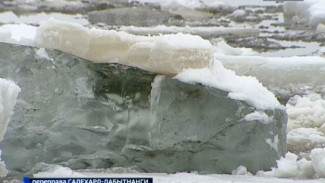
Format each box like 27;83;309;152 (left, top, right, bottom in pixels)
0;11;89;25
36;19;213;75
129;0;227;9
0;0;112;14
88;7;177;26
0;43;286;175
259;148;325;179
219;55;325;88
130;0;279;9
214;42;325;100
284;0;325;26
120;25;260;39
0;79;20;177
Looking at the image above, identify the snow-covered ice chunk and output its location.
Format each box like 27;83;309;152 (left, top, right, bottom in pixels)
287;128;325;154
36;19;213;75
259;147;325;179
258;152;315;179
0;43;286;175
286;94;325;131
285;94;325;154
311;148;325;178
284;0;325;26
231;9;247;18
0;78;20;177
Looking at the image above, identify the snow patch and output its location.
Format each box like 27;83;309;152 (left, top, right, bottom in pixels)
34;164;84;178
175;61;281;110
232;166;252;176
35;48;51;60
244;111;272;124
266;135;279;152
0;24;37;46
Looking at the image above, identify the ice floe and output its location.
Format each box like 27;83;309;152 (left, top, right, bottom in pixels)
36;19;213;75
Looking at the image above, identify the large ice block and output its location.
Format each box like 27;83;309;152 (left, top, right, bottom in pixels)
0;42;286;176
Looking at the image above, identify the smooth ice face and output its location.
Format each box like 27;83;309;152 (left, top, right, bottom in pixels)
0;78;20;177
0;43;286;175
0;43;128;173
141;76;286;173
36;19;213;75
